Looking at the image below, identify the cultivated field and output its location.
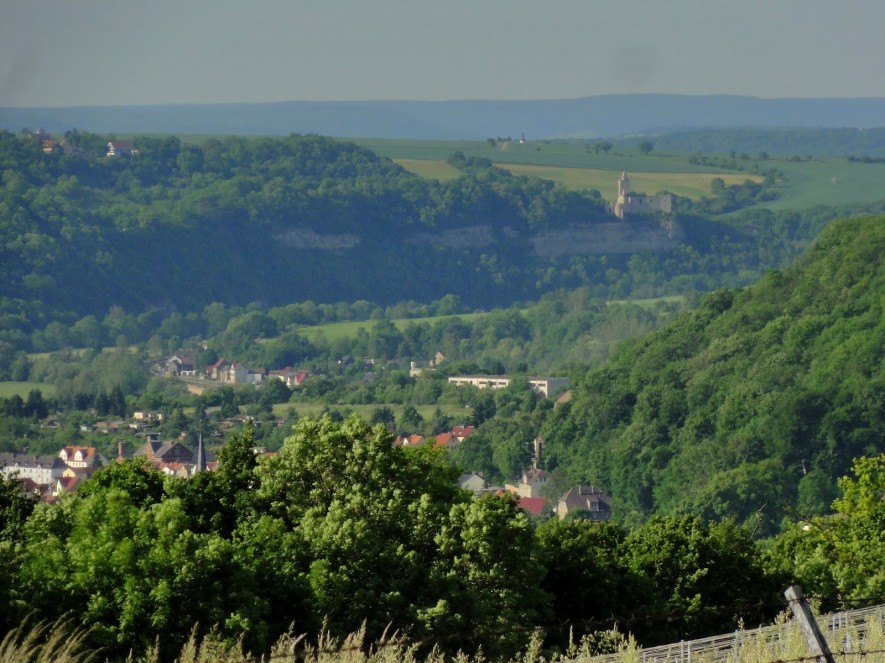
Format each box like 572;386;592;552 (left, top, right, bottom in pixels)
495;164;759;200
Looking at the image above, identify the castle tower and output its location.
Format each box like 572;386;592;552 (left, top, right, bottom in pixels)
618;171;631;200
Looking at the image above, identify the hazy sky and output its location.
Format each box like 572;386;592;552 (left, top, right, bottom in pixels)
2;0;884;107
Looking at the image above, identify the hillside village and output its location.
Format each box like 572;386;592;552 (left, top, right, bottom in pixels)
2;406;609;521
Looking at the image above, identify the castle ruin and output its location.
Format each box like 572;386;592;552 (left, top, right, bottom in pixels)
611;171;672;219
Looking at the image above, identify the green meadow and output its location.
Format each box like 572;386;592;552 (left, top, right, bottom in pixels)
755;158;885;210
0;381;56;398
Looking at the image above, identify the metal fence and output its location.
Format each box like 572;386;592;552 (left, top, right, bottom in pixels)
588;604;885;663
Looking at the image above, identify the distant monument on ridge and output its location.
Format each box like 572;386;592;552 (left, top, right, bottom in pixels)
611;171;672;219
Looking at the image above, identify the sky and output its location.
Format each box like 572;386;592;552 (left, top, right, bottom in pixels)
2;0;884;108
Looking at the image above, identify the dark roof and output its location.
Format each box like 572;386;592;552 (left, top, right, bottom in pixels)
559;485;612;517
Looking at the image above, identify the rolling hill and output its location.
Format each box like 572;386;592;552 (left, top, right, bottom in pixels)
541;214;885;535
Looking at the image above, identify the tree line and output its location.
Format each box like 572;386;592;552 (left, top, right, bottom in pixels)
1;418;882;662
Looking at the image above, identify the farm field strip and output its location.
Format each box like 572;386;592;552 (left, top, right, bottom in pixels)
393;158;759;199
500;163;761;199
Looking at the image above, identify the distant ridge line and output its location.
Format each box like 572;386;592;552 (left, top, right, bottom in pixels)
3;94;885;140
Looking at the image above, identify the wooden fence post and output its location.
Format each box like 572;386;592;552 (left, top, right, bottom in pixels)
784;585;835;663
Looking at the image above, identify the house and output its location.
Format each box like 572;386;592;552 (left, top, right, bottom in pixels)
518;496;547;517
506;467;550;499
135;440;194;465
106;140;136;157
448;375;511;390
14;476;50;500
58;445;105;470
458;472;486;494
165;354;197;377
219;362;248;384
434;432;458;452
557;485;612;521
268;368;309;388
451;425;475;442
53;476;82;496
394;434;426;448
447;375;569;399
132;437;217;479
526;377;570;398
218;362;262;384
133;410;164;423
207;358;231;380
435;425;474;452
0;452;65;485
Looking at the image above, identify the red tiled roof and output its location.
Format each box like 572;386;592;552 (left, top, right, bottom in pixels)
519;497;547;516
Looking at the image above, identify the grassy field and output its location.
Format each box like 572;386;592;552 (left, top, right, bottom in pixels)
295;312;488;343
296;298;674;344
502;164;760;199
361;137;727;173
393;159;759;198
0;381;56;398
364;137;885;211
755;157;885;210
607;294;686;308
392;158;463;181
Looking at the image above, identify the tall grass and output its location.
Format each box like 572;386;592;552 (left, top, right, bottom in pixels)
3;610;883;662
0;617;95;663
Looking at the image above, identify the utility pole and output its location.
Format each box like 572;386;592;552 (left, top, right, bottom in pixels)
784;585;835;663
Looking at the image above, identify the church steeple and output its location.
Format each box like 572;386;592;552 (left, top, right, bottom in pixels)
193;419;207;475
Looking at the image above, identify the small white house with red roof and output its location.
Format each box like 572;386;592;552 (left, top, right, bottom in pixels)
107;140;136;157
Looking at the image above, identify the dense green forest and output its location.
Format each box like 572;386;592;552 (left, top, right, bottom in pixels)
538;215;884;536
3;128;883;352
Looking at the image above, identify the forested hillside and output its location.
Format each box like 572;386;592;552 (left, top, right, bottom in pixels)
541;215;885;535
2;129;881;351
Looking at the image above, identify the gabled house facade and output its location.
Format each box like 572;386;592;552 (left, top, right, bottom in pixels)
165;354;197;377
557;485;612;521
0;453;65;485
